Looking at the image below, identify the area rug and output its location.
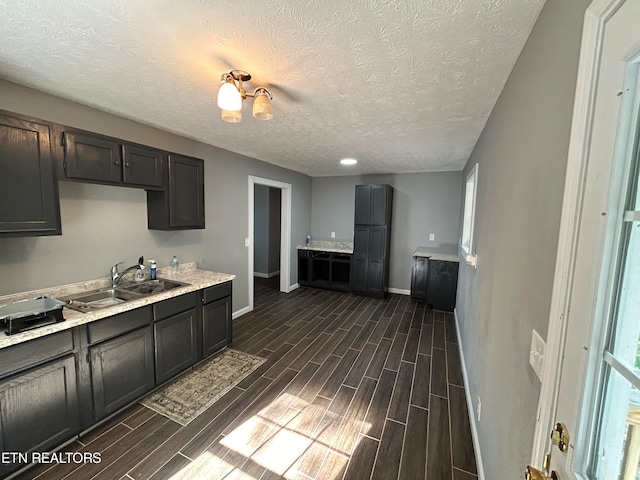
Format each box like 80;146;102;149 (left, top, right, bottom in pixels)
140;349;266;426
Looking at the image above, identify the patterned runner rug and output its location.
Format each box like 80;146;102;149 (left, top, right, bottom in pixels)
140;349;266;426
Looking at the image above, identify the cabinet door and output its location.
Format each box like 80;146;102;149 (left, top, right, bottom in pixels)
411;256;429;300
202;297;231;358
122;144;165;189
426;260;459;312
0;355;79;478
155;309;198;384
367;226;388;295
169;154;204;228
351;226;370;292
354;185;372;225
370;184;391;226
298;250;310;285
63;132;122;183
0;113;61;236
90;326;154;420
147;154;205;230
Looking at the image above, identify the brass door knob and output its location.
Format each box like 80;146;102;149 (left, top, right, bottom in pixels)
525;466;547;480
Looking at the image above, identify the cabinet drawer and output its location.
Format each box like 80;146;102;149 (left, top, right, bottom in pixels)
0;329;74;378
88;307;151;345
203;282;232;304
153;293;197;321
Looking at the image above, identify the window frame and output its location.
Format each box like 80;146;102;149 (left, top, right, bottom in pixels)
460;163;479;265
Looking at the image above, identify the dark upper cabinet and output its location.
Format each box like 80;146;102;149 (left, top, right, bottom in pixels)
0;112;61;237
352;184;393;299
354;184;392;226
147;154;205;230
63;131;165;189
122;144;165;188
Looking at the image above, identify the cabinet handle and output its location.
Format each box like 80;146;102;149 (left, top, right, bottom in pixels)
124;162;131;168
114;160;121;166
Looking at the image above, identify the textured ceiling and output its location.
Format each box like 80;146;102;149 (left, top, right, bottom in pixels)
0;0;545;176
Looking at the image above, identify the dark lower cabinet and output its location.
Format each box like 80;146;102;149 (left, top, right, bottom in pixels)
298;250;352;292
90;326;155;420
410;256;429;301
0;111;61;237
155;309;198;384
0;355;79;478
202;297;231;358
411;256;459;312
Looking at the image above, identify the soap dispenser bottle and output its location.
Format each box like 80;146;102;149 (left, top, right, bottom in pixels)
149;260;157;280
170;255;179;275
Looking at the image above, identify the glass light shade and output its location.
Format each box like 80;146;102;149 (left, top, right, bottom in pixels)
218;82;242;111
253;92;273;120
221;109;242;123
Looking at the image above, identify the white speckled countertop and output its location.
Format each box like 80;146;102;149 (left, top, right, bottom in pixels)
0;262;235;349
297;240;354;254
413;245;460;262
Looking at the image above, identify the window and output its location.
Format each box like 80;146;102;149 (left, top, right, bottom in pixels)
461;163;478;265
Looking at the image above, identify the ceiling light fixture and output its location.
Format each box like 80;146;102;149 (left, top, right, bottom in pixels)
340;158;358;166
217;70;273;123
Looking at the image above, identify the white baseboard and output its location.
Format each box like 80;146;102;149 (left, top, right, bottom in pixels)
232;305;252;319
388;288;410;295
253;270;280;279
454;308;486;480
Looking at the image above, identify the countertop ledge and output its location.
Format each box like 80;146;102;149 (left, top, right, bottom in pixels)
0;263;235;350
413;245;461;262
297;241;354;254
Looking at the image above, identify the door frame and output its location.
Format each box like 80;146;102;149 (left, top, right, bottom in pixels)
531;0;627;466
247;175;293;312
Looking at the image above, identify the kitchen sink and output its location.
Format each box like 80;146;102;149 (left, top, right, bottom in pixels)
118;278;189;295
63;278;190;313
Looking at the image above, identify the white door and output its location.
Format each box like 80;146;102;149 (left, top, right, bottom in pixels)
531;0;640;479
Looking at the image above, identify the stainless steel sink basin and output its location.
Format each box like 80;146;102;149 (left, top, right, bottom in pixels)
64;289;140;312
63;278;190;313
118;278;189;295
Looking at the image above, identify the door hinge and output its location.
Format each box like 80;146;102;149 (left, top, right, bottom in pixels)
551;422;570;452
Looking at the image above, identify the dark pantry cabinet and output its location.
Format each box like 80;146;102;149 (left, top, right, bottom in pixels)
351;184;393;298
62;131;165;189
0;111;61;237
147;154;205;230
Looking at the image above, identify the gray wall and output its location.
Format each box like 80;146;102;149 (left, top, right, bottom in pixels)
312;172;462;291
0;80;312;315
253;185;281;276
455;0;590;478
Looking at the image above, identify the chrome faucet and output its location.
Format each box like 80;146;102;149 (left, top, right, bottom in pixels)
111;256;145;287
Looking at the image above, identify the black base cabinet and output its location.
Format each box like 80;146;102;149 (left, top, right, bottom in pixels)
0;283;233;478
154;293;199;384
90;325;155;420
411;257;459;312
298;250;352;292
0;331;80;478
202;282;233;358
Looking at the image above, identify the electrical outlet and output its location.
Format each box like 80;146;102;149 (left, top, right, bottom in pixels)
476;396;482;422
529;329;546;381
331;232;336;238
429;233;435;241
244;238;250;247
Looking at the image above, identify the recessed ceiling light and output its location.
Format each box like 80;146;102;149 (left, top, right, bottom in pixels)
340;158;358;166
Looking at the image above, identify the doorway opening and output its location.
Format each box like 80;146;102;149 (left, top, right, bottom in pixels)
247;176;292;312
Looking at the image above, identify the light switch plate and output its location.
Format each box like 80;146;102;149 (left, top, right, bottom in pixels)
244;238;250;247
529;329;546;382
331;232;335;238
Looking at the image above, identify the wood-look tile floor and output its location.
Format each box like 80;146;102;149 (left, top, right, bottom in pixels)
14;278;478;480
